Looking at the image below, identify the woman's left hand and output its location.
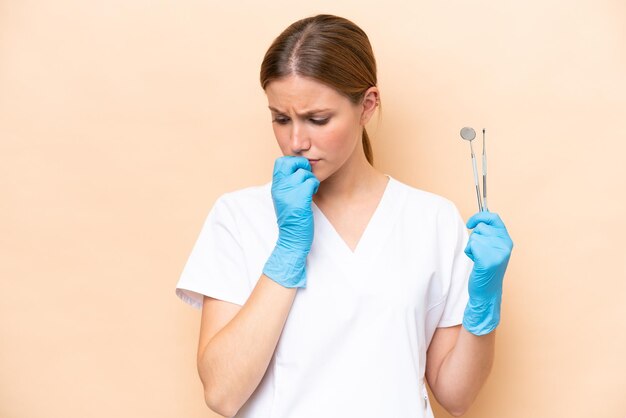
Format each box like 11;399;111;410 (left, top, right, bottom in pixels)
462;211;514;336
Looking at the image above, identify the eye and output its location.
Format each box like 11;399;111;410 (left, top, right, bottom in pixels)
272;117;289;125
310;118;329;125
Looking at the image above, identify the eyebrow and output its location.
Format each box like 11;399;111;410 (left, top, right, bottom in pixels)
268;106;332;116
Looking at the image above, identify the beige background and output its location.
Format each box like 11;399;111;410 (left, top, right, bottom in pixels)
1;1;625;417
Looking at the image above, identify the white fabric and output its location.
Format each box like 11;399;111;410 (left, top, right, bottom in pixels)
175;175;473;418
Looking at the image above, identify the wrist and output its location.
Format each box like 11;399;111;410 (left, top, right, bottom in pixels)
462;294;502;336
262;244;309;288
275;236;311;256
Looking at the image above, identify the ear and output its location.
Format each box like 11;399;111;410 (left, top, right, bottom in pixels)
360;86;380;125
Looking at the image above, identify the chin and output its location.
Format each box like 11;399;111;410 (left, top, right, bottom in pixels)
313;166;337;184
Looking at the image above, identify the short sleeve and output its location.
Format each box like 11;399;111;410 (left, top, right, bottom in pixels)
175;196;251;309
425;202;473;341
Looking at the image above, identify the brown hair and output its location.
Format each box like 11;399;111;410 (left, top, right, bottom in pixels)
260;14;381;166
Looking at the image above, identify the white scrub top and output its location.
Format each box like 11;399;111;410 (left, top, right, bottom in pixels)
175;175;473;418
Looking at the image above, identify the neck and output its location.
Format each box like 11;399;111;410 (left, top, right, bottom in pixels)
313;149;385;205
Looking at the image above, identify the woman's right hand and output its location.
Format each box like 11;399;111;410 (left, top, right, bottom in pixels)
262;156;320;288
272;156;320;254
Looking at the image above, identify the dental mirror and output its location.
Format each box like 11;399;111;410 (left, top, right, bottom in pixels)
460;127;476;141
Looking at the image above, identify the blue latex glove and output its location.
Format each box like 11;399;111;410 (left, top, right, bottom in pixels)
462;211;514;336
263;156;320;288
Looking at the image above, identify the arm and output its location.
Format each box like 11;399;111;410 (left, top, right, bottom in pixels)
425;325;496;416
426;210;512;416
198;274;297;417
201;156;319;417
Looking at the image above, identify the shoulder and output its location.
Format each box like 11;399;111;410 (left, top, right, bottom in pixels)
208;180;275;231
214;180;273;212
388;175;460;218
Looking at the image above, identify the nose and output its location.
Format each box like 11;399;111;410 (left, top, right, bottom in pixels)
289;121;311;154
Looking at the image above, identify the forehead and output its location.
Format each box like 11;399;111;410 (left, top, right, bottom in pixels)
265;75;349;110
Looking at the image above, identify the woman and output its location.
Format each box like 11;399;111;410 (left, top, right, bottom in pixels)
175;14;513;418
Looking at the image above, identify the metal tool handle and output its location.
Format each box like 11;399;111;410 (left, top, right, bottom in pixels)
481;129;488;212
471;152;483;212
482;153;488;212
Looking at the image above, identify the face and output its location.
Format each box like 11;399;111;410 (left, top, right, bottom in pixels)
265;74;378;182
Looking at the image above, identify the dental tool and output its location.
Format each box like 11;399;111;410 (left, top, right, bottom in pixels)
481;129;488;212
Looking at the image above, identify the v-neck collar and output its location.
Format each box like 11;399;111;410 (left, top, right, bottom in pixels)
310;175;405;267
